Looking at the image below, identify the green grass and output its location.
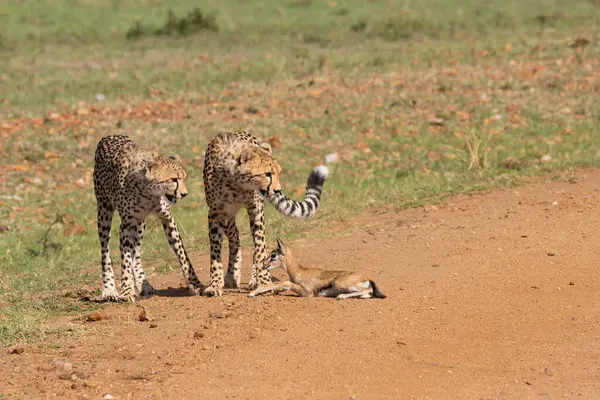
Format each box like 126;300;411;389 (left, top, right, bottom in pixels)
0;0;599;346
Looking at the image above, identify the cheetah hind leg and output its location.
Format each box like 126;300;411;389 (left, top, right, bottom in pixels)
97;201;120;302
203;218;225;297
223;219;242;289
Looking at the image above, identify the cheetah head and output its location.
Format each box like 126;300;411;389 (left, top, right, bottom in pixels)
143;153;189;204
235;145;282;196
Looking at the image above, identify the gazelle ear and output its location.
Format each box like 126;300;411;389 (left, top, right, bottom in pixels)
276;237;286;254
239;148;254;165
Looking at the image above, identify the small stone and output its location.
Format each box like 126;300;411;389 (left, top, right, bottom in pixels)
541;155;552;163
211;311;228;319
503;157;521;169
103;394;115;400
427;117;444;125
149;323;158;328
8;347;24;355
193;331;205;340
95;93;106;101
551;201;558;206
547;252;555;256
569;281;575;286
531;285;541;289
54;359;73;371
83;380;99;388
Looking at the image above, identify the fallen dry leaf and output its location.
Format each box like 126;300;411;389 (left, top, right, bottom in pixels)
86;312;109;322
570;38;590;48
138;306;149;322
268;135;281;149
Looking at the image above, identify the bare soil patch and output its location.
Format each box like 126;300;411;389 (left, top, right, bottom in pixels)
2;170;600;399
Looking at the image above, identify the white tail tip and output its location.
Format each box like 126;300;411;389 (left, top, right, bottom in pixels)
314;165;330;180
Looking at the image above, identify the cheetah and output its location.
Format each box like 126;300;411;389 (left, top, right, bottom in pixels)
248;238;387;300
93;135;204;302
202;131;329;297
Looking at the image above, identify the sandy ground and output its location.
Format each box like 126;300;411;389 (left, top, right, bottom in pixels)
2;169;600;399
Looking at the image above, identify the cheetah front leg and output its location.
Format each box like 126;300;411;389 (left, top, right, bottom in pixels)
157;207;204;296
204;214;225;297
131;220;154;298
223;218;242;289
97;200;119;302
246;199;271;290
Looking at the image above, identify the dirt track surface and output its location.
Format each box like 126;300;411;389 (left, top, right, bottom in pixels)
3;170;600;399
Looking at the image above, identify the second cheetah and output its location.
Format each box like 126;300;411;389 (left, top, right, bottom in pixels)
202;131;329;297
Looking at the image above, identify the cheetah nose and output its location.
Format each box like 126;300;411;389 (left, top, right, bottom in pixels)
180;192;188;199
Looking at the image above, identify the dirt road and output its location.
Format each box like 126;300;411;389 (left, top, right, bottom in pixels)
2;169;600;399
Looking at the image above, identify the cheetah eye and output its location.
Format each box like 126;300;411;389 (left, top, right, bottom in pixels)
265;172;272;178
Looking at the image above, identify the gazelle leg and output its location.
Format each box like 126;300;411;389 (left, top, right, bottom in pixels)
335;289;373;301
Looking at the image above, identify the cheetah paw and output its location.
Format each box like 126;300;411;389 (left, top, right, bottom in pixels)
202;286;223;297
119;293;136;303
101;288;121;303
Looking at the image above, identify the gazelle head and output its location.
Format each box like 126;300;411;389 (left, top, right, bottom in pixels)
264;237;294;274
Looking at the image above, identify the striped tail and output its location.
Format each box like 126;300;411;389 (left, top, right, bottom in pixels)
267;165;330;219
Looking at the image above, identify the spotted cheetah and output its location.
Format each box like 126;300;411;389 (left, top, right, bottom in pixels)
93;135;204;302
202;131;329;297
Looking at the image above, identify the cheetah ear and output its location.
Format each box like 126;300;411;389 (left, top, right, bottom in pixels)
169;154;181;162
143;152;159;168
260;142;272;154
276;237;286;254
239;148;254;165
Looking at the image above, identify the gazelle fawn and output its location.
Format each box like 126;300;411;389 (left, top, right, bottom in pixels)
248;238;386;300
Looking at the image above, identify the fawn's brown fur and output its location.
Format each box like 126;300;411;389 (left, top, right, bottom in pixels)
247;238;386;300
